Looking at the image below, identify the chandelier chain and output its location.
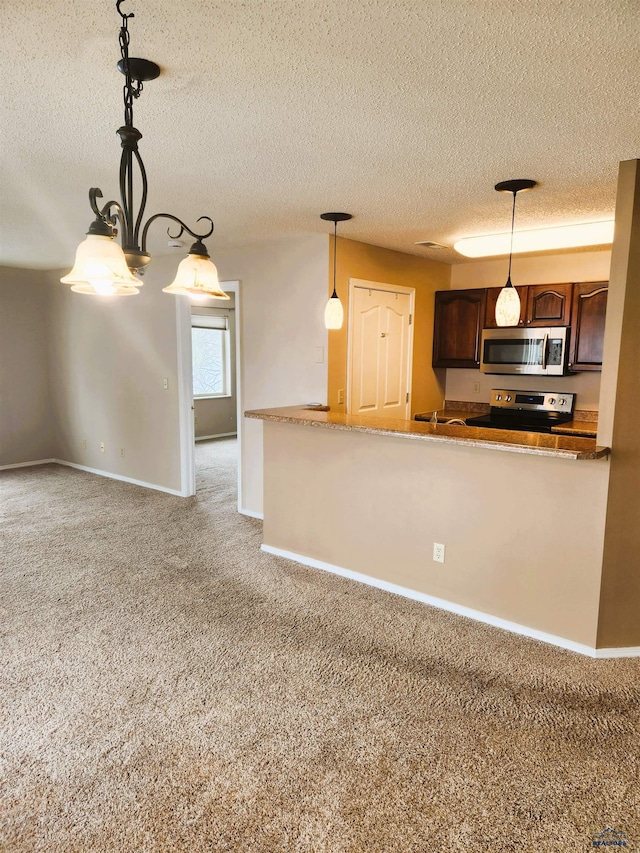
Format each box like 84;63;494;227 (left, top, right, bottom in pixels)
118;5;142;129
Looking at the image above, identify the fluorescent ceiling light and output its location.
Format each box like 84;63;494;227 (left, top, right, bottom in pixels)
454;220;615;258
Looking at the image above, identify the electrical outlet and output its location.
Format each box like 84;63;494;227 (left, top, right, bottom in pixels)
82;439;87;449
338;389;345;404
120;447;125;457
100;442;105;453
473;381;481;394
433;542;445;563
194;416;199;426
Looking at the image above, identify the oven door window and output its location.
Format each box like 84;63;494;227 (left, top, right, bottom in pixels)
483;337;544;367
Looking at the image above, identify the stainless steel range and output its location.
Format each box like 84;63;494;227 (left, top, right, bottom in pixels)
465;389;575;434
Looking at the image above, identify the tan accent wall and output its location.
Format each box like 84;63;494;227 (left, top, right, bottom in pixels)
597;160;640;648
263;420;608;648
327;238;450;416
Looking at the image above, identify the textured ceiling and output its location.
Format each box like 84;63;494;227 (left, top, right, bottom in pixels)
1;0;638;269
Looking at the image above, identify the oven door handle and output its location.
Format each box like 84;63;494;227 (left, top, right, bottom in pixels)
541;333;549;370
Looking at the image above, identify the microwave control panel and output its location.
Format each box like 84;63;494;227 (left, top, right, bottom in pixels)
490;390;575;415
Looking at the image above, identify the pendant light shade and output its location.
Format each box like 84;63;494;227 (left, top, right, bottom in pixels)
494;179;537;326
162;241;229;300
321;212;352;330
60;234;141;296
494;280;521;326
324;295;344;329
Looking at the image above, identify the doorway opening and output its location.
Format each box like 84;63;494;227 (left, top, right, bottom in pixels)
176;280;243;506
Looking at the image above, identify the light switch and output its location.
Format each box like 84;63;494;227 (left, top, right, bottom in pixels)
163;377;169;390
314;346;324;364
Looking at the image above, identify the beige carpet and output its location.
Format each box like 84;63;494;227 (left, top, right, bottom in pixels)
1;438;639;852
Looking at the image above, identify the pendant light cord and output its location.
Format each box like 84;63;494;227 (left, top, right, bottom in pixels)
507;190;517;285
331;221;338;298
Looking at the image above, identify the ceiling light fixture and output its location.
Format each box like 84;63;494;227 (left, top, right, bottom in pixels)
61;1;228;301
454;219;614;258
493;179;537;327
321;212;352;330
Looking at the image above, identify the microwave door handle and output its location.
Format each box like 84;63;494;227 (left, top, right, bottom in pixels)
541;333;549;370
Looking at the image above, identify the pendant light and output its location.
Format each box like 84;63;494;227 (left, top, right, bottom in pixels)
61;1;228;301
321;212;352;330
494;179;537;326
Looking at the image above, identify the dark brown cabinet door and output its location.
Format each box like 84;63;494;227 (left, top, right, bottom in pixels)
484;286;528;328
569;282;608;371
525;283;573;326
432;289;486;368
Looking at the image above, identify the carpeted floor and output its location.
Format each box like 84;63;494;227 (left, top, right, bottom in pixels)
1;438;639;852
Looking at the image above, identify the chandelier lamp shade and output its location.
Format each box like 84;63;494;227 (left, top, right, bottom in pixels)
60;0;228;301
321;212;352;330
493;179;537;326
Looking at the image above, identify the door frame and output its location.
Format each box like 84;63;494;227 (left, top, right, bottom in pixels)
346;278;416;418
176;280;243;507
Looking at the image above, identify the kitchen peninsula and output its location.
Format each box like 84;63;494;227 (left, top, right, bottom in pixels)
247;405;613;656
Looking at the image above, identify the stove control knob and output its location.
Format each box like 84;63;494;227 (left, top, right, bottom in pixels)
548;397;556;405
558;398;566;405
495;394;502;401
505;395;512;402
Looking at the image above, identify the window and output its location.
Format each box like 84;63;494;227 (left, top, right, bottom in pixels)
191;314;230;397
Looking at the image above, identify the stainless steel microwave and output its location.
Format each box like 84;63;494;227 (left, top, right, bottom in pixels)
480;327;569;375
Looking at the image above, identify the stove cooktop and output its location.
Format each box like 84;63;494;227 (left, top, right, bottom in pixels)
465;389;576;434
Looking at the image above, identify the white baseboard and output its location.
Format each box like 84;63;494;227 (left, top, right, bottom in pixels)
261;544;640;659
239;507;264;520
195;432;238;442
52;460;185;496
0;458;57;471
592;645;640;659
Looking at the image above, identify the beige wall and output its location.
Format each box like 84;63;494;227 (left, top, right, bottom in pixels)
597;160;640;648
213;235;329;515
446;250;611;410
0;267;59;466
49;262;184;491
194;398;237;439
263;420;608;648
327;238;450;416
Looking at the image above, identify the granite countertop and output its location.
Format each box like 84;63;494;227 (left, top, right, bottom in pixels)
550;419;598;437
245;406;609;461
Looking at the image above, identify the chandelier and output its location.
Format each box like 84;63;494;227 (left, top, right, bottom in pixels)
61;0;228;300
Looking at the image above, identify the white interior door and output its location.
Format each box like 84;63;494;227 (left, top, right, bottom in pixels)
348;281;414;418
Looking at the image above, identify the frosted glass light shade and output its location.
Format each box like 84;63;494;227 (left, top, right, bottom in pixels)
61;234;141;296
162;254;230;299
324;295;344;330
495;284;521;326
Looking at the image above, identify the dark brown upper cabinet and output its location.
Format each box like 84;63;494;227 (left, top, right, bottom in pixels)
484;286;528;328
568;282;608;371
433;289;486;368
525;283;573;326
